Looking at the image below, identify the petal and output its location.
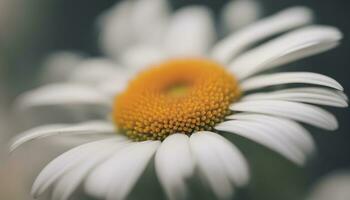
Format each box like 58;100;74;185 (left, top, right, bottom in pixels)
164;6;215;57
31;138;124;198
40;51;85;83
226;113;315;155
215;120;306;165
197;132;250;186
190;131;247;199
16;84;112;110
230;26;342;79
120;45;167;72
10;121;117;152
155;134;194;200
230;100;338;130
242;87;348;107
241;72;343;92
68;58;126;85
98;0;170;59
85;141;160;200
129;0;170;45
98;0;134;58
221;0;262;33
211;6;313;63
96;78;129;98
51;140;126;200
269;87;348;101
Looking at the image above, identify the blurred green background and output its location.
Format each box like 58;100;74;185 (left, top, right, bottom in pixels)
0;0;349;199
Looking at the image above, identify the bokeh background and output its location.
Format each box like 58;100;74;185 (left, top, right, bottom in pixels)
0;0;349;199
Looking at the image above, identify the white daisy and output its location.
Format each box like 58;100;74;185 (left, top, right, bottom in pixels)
10;0;348;200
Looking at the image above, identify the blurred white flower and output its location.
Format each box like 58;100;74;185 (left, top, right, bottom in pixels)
308;170;350;200
10;0;348;200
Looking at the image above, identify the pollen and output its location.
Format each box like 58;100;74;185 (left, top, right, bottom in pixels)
113;58;241;141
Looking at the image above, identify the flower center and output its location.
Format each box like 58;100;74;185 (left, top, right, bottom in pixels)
113;58;241;141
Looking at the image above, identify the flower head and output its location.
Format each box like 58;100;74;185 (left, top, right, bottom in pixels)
10;0;347;200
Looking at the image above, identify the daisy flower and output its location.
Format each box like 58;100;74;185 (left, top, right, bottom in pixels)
10;0;348;200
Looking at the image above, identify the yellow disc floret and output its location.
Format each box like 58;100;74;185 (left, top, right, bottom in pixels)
113;58;241;141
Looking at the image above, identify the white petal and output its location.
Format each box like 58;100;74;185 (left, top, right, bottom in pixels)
129;0;170;46
221;0;262;33
120;45;167;72
96;78;129;98
230;100;338;130
241;72;343;92
226;113;315;155
230;26;342;79
242;87;348;107
85;141;160;200
155;134;194;200
164;6;215;57
211;6;313;63
98;0;134;58
68;58;126;85
10;121;117;152
190;132;235;199
269;87;348;101
40;51;85;83
215;120;306;165
51;140;125;200
16;84;112;110
198;132;250;186
31;138;123;198
98;0;169;59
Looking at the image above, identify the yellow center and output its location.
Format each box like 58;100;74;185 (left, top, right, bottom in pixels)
113;58;241;141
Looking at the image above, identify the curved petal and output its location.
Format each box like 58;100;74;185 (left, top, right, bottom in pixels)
230;26;342;79
215;120;306;165
164;6;215;57
230;100;338;130
269;87;348;101
10;121;117;152
242;87;348;107
85;141;160;200
31;138;125;198
155;134;194;200
51;140;128;200
226;113;315;155
221;0;262;33
190;131;249;199
198;132;250;186
16;84;112;110
211;6;313;63
241;72;343;92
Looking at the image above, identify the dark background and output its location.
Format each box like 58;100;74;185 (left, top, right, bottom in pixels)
0;0;349;199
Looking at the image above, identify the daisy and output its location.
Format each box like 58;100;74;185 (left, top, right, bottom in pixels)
10;0;348;200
